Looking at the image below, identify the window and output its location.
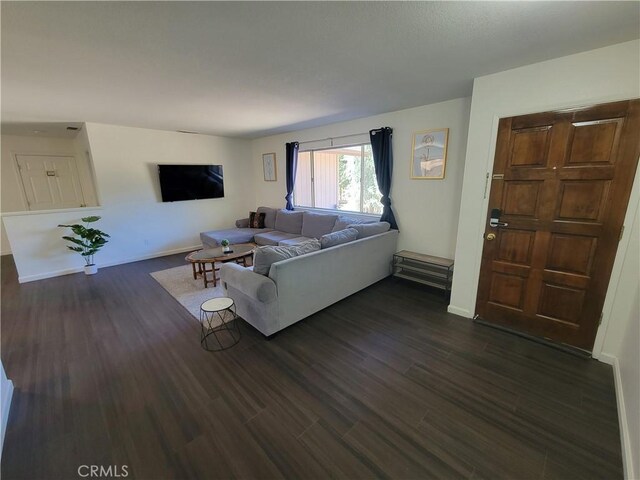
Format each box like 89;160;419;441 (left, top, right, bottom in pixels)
294;144;382;214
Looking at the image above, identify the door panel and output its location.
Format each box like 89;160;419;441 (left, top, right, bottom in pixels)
16;155;85;210
51;157;85;206
476;99;640;351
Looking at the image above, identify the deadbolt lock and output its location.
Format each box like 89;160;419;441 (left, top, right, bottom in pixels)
486;233;496;241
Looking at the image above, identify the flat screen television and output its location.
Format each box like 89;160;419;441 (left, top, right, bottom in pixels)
158;164;224;202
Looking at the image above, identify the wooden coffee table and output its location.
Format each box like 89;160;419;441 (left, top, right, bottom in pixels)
186;243;255;288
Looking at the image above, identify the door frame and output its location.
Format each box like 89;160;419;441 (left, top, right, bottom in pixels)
466;98;640;361
12;152;86;212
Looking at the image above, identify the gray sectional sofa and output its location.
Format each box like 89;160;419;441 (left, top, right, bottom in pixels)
206;207;399;337
200;206;371;248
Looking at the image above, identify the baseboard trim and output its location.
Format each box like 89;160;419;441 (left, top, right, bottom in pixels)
1;379;14;460
17;244;201;283
447;305;472;318
608;354;634;480
595;352;616;365
98;245;201;270
19;266;85;283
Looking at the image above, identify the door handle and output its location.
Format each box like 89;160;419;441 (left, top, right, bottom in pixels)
489;208;509;228
489;219;509;228
486;233;496;241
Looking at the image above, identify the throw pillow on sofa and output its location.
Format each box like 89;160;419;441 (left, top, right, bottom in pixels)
347;221;391;239
253;239;321;276
249;211;266;228
320;227;358;249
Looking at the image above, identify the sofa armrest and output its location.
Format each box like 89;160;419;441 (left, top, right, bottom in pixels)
220;263;277;303
235;218;250;228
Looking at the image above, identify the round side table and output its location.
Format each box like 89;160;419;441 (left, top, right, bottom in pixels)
199;297;241;351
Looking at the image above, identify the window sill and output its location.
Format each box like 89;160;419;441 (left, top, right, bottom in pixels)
294;206;381;219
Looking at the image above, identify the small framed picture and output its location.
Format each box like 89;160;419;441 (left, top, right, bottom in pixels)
411;128;449;179
262;153;277;181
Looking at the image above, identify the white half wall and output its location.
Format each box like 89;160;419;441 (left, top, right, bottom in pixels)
251;97;471;259
3;123;253;282
0;132;99;255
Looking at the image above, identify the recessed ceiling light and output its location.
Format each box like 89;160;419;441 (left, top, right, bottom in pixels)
33;130;43;134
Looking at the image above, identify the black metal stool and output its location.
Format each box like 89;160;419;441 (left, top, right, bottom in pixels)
199;297;241;351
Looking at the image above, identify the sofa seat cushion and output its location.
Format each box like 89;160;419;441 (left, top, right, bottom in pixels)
253;239;321;276
301;211;338;238
254;230;302;246
201;228;271;248
274;209;304;234
320;227;358;249
347;221;391;239
278;236;313;246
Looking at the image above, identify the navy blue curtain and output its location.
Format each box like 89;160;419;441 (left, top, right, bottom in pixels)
369;127;397;229
285;141;299;210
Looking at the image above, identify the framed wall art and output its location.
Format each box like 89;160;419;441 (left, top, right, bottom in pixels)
262;152;277;181
410;128;449;179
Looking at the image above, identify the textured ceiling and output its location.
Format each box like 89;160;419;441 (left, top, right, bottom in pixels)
2;2;639;138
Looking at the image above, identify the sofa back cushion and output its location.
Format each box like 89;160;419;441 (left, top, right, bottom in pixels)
332;215;374;232
274;209;304;234
347;221;391;239
301;212;338;238
320;227;358;249
257;206;278;229
253;239;321;276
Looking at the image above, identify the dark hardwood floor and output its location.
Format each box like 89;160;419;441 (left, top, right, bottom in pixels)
1;253;622;479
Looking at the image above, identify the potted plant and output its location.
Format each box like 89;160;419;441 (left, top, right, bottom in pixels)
58;216;110;275
221;239;231;253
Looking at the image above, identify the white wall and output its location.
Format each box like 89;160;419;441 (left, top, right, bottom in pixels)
0;359;13;459
251;97;471;258
449;39;640;479
602;203;640;479
617;290;640;480
74;126;100;208
0;132;99;255
3;123;253;282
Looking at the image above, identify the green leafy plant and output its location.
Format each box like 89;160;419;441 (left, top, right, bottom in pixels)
220;239;230;247
58;216;110;266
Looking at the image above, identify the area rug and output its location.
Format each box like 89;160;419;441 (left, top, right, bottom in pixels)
150;264;226;320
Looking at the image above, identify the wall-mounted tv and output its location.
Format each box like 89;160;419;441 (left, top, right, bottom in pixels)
158;164;224;202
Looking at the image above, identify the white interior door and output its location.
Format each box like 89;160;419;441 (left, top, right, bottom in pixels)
16;155;85;211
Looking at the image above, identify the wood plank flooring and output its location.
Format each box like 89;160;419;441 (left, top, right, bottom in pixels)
1;253;622;479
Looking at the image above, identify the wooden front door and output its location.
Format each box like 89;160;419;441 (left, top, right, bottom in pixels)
475;100;640;351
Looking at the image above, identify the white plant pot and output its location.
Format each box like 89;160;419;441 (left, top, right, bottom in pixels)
84;264;98;275
223;246;231;253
